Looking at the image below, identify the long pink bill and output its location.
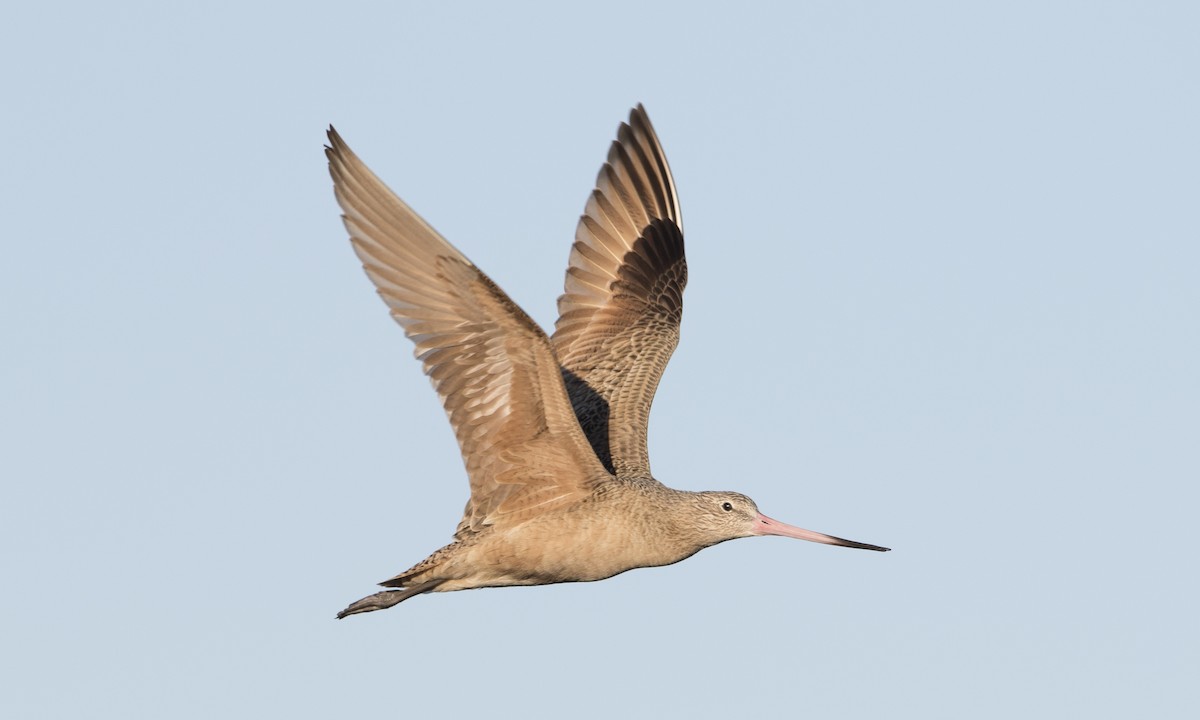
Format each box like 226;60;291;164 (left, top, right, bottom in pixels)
753;513;890;552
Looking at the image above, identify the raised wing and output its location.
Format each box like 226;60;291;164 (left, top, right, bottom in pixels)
552;105;686;478
327;128;612;536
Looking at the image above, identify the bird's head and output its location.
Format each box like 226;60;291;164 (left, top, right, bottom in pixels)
693;491;891;552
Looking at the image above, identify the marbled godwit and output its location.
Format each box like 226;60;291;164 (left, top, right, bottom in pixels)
329;105;888;619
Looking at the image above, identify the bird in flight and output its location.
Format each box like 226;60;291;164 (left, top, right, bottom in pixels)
327;105;889;619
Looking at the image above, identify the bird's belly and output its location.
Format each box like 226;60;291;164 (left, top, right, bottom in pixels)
439;514;694;591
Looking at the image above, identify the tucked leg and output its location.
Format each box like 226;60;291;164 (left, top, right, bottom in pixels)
335;580;443;619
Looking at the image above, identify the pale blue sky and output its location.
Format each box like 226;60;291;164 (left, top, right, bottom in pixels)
3;2;1197;718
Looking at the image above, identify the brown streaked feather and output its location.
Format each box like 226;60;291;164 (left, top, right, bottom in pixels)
552;105;687;477
325;128;613;537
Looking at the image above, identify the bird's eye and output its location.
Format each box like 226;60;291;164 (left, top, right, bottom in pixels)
722;502;733;512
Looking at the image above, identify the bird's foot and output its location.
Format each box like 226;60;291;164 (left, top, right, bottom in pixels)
336;590;406;619
335;580;444;619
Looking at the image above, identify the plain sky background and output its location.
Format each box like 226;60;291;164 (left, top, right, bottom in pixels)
3;1;1197;717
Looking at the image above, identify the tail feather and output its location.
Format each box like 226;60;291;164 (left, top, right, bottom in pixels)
379;573;414;589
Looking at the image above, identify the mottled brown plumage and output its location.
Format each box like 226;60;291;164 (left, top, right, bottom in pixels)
328;106;888;619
